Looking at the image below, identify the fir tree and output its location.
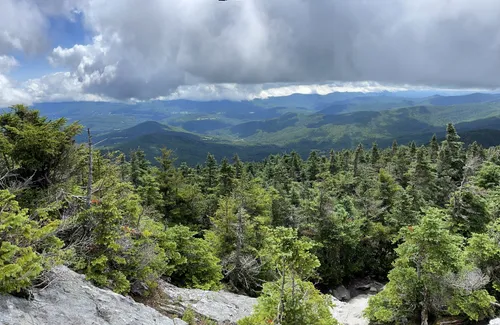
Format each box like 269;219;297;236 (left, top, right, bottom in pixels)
429;134;439;162
203;153;219;191
329;149;337;175
354;144;363;177
371;142;380;167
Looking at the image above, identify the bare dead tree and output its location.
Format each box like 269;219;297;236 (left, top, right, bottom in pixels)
86;128;92;209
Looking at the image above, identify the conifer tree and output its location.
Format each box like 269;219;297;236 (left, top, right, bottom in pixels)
233;153;244;179
219;157;235;196
307;150;321;181
429;134;439;162
240;227;337;325
329;149;337;175
409;141;417;158
371;142;380;167
391;140;399;156
366;208;495;325
203;153;219;191
354;144;363;177
0;190;62;293
410;147;436;203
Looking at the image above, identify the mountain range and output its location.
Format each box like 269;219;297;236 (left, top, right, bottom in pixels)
21;91;500;164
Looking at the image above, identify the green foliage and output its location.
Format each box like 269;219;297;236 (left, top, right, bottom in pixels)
365;208;496;324
74;169;171;294
448;289;496;321
238;278;337;325
3;105;500;325
261;226;319;280
474;162;500;189
182;307;197;325
164;225;222;290
466;219;500;294
448;186;490;237
0;190;62;293
0;105;82;188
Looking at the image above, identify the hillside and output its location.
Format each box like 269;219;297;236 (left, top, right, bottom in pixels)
27;91;494;138
215;103;500;153
13;92;500;164
89;94;500;164
95;121;283;164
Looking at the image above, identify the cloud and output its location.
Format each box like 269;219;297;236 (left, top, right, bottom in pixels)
44;0;500;101
0;56;32;107
0;74;33;107
165;82;414;101
23;71;109;103
0;0;84;55
0;56;19;74
0;0;497;102
0;0;48;54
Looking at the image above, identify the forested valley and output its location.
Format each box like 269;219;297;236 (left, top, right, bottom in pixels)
2;105;500;325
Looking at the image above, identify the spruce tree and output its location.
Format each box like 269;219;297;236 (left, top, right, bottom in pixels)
329;149;337;175
307;150;321;181
219;157;235;196
233;153;244;179
203;153;219;192
371;142;380;167
429;134;439;162
354;144;363;177
410;147;436;203
366;208;495;325
391;140;399;156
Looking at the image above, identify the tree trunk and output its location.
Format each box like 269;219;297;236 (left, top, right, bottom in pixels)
421;303;429;325
235;206;244;271
421;286;429;325
86;128;92;209
277;261;286;325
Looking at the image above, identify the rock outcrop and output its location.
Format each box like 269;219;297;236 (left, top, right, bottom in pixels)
0;266;187;325
159;281;257;324
332;285;351;301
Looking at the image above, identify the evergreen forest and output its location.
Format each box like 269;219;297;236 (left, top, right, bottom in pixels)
2;104;500;325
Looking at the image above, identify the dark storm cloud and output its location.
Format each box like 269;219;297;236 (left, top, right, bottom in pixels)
49;0;500;100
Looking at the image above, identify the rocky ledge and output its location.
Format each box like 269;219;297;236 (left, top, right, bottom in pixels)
0;266;186;325
1;266;497;325
156;281;257;324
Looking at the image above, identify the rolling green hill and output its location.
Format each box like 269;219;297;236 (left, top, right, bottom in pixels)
95;115;500;165
17;92;500;164
95;121;284;164
222;102;500;147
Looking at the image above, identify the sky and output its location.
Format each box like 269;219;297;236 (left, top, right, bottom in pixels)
0;0;499;106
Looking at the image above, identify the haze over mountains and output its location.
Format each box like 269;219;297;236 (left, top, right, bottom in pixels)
23;91;500;164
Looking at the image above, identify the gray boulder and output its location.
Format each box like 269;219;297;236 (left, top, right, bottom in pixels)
0;266;186;325
160;281;257;324
332;285;351;301
347;278;385;298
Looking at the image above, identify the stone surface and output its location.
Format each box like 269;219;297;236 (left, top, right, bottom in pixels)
332;285;351;301
347;277;385;298
160;281;257;324
490;319;500;325
0;266;186;325
330;294;371;325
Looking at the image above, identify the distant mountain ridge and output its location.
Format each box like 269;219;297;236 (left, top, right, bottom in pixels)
13;91;500;163
25;90;497;135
